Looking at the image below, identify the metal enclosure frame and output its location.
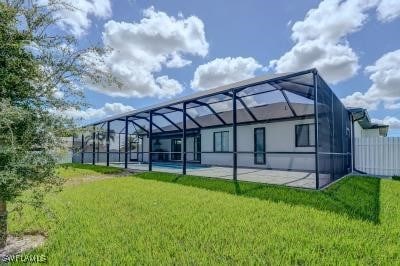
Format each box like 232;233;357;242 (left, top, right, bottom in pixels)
72;69;352;189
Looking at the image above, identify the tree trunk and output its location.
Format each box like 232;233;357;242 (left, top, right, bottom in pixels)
0;201;7;249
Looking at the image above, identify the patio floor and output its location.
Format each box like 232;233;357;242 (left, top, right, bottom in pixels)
106;162;330;189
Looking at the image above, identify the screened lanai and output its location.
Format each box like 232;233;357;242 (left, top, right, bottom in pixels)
72;69;352;189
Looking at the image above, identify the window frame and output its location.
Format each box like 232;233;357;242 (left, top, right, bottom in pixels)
193;135;201;162
213;131;229;152
254;127;266;165
295;124;315;148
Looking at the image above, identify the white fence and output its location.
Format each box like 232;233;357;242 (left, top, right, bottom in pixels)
355;137;400;176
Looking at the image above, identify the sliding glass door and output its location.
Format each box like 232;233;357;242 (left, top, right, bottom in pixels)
171;139;182;161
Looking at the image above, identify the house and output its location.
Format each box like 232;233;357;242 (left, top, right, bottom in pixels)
349;108;389;137
73;69;388;189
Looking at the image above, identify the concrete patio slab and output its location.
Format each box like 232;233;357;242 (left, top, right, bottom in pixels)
106;162;330;189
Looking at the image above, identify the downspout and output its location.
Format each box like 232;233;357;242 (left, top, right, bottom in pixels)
351;112;367;174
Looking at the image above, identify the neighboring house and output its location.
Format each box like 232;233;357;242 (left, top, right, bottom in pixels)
73;69;388;189
349;108;389;138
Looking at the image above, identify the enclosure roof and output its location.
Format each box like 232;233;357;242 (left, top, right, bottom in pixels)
88;69;317;126
157;102;315;132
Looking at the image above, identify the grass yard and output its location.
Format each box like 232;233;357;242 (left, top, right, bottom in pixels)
8;165;400;264
59;163;125;175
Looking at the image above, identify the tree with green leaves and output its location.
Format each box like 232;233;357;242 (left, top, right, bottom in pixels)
0;0;116;248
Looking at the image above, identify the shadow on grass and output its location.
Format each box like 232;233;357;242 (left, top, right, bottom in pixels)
135;172;381;224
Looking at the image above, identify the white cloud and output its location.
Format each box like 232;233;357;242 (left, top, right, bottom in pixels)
268;0;379;84
341;91;379;110
191;57;262;91
372;116;400;128
165;52;192;68
86;6;208;98
42;0;112;37
62;103;135;120
269;41;359;83
342;49;400;110
364;49;400;100
384;102;400;110
377;0;400;22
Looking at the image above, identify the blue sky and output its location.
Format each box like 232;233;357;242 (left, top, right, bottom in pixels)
57;0;400;136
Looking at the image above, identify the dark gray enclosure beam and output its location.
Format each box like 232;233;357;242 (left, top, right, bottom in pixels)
165;106;202;128
92;126;96;165
72;134;75;160
313;71;320;189
182;102;187;175
279;79;313;87
154;112;181;130
192;100;226;125
185;113;202;128
223;92;257;122
124;117;129;169
81;134;84;163
280;90;298;117
232;90;237;181
148;111;153;171
133;116;165;132
118;132;121;162
130;121;148;134
106;121;110;166
276;79;314;100
268;82;297;117
165;106;182;112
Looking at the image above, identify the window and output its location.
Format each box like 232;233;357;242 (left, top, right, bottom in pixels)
214;131;229;152
254;128;265;164
193;135;201;162
295;124;315;147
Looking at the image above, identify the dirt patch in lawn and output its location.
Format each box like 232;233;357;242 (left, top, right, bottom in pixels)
65;174;117;186
65;169;144;186
0;234;45;259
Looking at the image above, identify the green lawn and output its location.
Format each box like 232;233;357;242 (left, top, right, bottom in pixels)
136;172;381;223
9;166;400;264
60;163;125;175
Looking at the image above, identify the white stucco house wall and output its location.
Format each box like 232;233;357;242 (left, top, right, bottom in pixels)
135;117;316;171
